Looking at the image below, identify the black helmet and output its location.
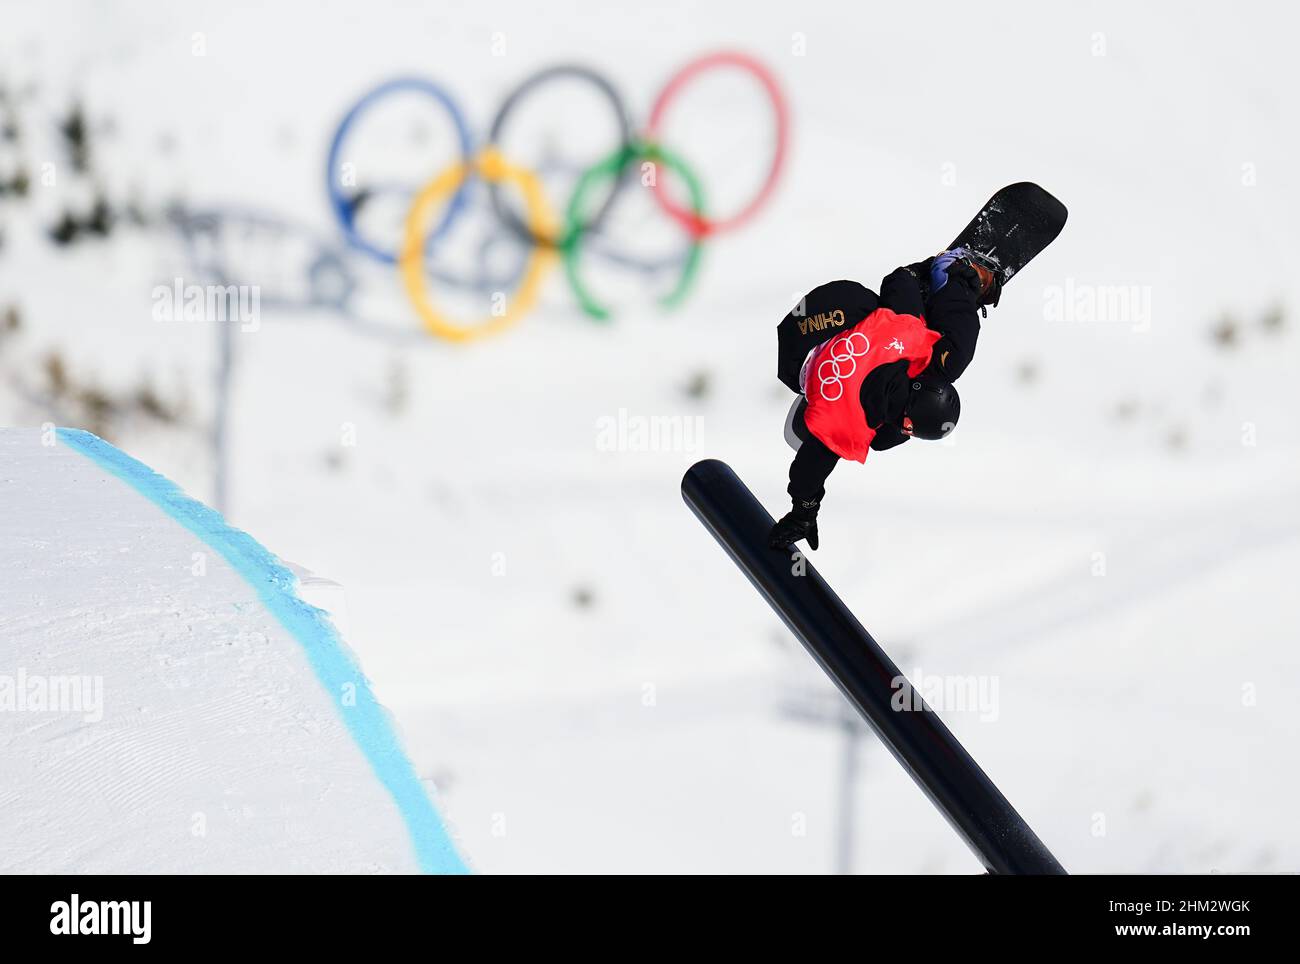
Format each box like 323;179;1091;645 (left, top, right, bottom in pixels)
901;369;960;439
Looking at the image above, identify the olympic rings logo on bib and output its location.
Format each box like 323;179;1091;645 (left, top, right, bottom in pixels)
817;332;871;401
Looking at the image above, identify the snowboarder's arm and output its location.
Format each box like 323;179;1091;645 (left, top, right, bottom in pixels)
771;439;835;551
859;359;911;430
925;262;982;379
878;266;925;317
787;432;839;504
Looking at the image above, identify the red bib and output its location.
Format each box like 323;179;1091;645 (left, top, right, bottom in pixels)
802;308;939;462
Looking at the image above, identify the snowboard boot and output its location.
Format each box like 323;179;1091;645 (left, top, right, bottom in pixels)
932;247;1002;315
962;251;1003;309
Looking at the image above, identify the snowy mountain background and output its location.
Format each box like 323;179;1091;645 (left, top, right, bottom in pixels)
1;0;1298;873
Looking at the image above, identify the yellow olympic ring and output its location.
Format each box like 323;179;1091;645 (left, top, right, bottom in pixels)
400;148;557;343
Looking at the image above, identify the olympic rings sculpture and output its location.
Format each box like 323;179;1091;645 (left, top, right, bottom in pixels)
326;76;477;265
326;50;790;342
399;148;557;343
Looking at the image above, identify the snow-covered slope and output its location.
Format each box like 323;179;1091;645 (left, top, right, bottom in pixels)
0;428;464;873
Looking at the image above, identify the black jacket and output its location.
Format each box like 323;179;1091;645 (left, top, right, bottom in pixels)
783;265;981;503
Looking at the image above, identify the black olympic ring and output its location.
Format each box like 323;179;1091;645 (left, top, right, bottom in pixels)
485;63;634;249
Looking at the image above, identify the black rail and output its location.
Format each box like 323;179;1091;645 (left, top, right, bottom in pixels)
682;458;1065;875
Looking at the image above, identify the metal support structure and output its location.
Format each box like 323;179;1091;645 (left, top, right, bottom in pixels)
682;459;1065;875
835;716;861;875
213;318;232;516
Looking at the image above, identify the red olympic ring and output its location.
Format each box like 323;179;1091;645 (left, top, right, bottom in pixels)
644;51;790;239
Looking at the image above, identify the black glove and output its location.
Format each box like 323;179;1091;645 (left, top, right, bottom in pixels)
769;498;820;551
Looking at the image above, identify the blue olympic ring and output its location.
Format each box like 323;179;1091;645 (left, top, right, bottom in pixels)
325;77;475;265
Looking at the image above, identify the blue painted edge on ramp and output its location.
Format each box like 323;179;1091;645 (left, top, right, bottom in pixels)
58;428;468;875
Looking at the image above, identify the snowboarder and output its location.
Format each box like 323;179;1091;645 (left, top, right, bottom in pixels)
768;250;1000;550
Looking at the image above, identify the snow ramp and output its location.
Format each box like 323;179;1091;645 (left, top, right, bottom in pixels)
0;428;466;873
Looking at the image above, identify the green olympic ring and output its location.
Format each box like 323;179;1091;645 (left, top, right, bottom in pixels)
562;142;706;322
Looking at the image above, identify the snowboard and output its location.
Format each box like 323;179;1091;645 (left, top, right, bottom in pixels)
776;182;1066;395
946;181;1067;287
